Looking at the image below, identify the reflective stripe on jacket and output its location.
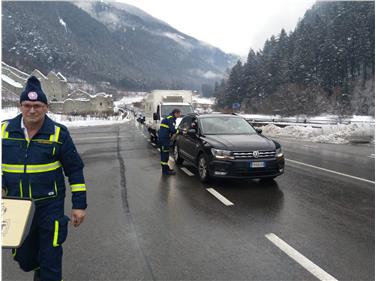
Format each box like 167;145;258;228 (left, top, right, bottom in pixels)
159;114;177;141
2;114;87;209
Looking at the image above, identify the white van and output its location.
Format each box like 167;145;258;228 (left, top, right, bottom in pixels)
144;90;194;143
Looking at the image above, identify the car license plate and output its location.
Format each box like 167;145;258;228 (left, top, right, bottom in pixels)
251;162;265;168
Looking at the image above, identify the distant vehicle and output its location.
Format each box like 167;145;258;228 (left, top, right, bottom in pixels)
144;90;194;143
173;114;285;183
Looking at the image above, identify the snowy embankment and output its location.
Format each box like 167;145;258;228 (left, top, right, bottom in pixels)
114;95;146;107
1;107;131;128
261;123;375;144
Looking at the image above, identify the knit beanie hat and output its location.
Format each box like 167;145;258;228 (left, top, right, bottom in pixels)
20;76;48;105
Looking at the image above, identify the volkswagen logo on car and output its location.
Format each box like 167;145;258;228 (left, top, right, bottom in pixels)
253;151;260;158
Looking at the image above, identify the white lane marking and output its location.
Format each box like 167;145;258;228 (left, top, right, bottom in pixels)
265;233;338;281
286;158;375;184
147;139;150;142
368;154;375;158
303;145;316;149
157;148;160;152
151;143;156;147
206;188;234;206
180;167;194;176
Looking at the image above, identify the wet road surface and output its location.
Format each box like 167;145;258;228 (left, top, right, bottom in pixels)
3;120;374;281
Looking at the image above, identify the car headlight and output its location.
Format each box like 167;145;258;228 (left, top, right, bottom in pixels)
211;148;235;160
276;147;284;158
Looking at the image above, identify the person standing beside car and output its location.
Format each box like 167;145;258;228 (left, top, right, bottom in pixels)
2;76;87;281
159;108;181;175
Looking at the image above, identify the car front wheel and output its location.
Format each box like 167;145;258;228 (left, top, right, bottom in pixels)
198;154;210;183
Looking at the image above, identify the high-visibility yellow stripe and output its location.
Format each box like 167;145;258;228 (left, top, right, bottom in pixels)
160;161;169;165
53;220;59;247
72;188;86;192
2;122;9;139
49;126;61;142
55;126;61;142
71;184;86;192
52;147;56;156
2;122;7;137
29;183;32;199
161;146;170;152
160;124;169;128
12;249;16;257
2;161;62;174
3;137;26;142
166;115;173;119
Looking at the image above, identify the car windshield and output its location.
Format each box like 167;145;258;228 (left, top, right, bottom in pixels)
200;117;257;135
161;105;194;117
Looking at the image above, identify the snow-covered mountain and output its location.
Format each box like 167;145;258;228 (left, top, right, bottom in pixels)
2;1;238;90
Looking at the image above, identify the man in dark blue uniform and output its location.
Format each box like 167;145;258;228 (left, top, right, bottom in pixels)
159;109;181;175
2;76;87;281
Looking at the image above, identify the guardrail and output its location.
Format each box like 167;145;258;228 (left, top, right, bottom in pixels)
240;114;375;128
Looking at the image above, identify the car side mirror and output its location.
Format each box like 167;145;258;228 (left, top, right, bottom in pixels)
255;128;262;134
187;128;197;136
153;113;159;121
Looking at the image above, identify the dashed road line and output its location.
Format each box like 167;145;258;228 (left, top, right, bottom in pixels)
206;188;234;206
157;148;160;152
180;167;194;176
303;145;316;149
286;158;375;184
265;233;338;281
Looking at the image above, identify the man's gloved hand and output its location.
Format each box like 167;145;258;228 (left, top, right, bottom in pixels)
71;209;86;227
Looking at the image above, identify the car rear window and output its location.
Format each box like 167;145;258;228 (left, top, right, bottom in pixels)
200;117;256;135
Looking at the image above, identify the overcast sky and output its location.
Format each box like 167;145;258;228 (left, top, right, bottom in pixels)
118;0;316;56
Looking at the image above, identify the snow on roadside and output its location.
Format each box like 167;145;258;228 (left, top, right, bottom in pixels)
261;123;375;144
1;107;131;128
114;95;145;107
51;113;131;127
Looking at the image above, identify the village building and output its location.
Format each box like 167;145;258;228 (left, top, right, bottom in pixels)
1;62;114;115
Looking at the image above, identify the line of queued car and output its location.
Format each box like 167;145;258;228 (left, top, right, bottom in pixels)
172;113;284;183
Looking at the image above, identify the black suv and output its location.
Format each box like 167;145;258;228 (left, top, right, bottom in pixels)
174;114;285;182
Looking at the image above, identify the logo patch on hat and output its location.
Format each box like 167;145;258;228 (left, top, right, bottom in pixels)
28;91;38;100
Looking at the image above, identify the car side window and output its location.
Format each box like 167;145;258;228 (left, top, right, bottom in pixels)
179;116;192;130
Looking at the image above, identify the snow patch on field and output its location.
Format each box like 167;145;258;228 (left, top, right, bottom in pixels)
261;123;375;144
192;96;215;105
59;17;67;32
162;32;193;49
114;95;145;107
1;107;131;128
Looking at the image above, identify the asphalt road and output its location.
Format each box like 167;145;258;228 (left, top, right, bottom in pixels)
3;119;375;281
